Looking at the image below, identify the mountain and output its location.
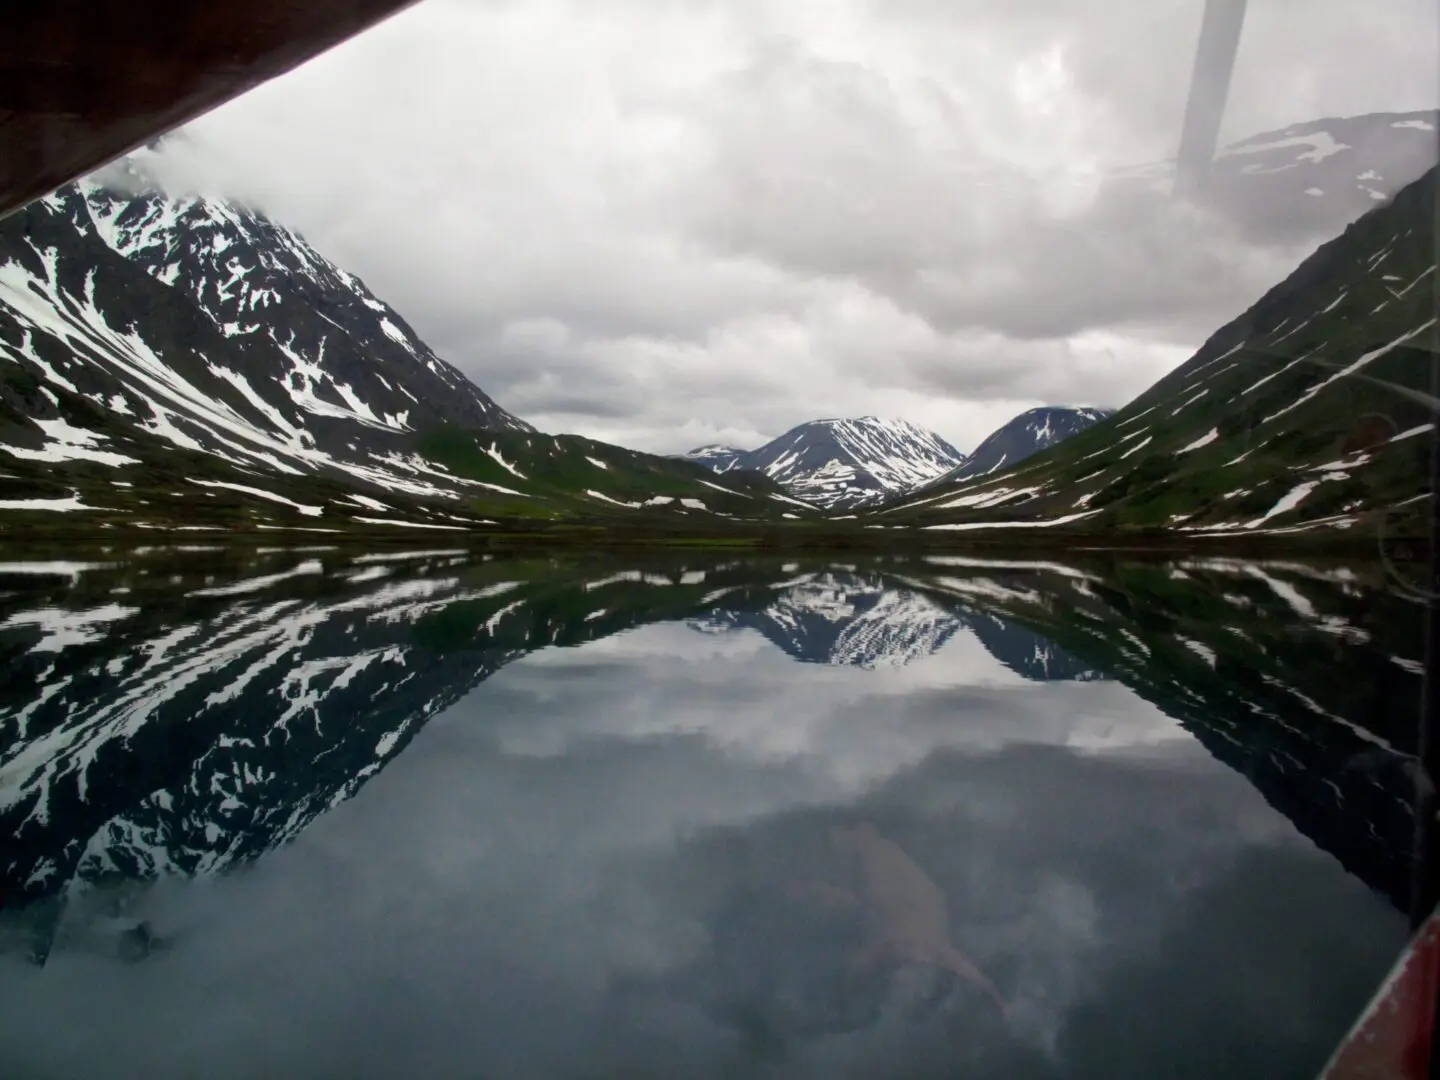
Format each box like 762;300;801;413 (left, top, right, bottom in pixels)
1110;110;1439;243
683;417;966;509
0;161;805;534
69;151;532;438
414;426;815;523
879;164;1439;538
683;445;746;473
939;406;1114;484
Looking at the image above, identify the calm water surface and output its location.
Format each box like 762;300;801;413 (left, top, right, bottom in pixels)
0;549;1424;1079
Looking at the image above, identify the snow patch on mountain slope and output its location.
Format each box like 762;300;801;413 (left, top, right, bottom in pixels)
1;417;138;467
190;480;324;516
922;510;1102;531
1178;428;1219;454
0;494;95;512
1221;130;1353;166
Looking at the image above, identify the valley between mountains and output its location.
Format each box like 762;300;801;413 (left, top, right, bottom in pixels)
0;111;1435;549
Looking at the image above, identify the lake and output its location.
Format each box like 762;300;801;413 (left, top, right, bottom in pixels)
0;547;1425;1079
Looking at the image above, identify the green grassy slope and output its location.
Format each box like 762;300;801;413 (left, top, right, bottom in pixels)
415;427;816;523
0;378;820;539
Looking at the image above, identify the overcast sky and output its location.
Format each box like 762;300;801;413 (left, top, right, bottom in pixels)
154;0;1437;454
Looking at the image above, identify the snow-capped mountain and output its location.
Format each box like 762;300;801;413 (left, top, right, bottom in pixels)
0;159;800;531
1109;110;1438;243
880;162;1439;536
0;165;523;505
942;406;1114;484
683;417;966;509
683;445;746;473
71;150;530;438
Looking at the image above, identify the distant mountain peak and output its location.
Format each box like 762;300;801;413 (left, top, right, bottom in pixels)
682;416;965;508
942;406;1115;484
680;444;747;475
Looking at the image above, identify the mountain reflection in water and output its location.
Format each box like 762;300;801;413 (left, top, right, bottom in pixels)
0;549;1423;1079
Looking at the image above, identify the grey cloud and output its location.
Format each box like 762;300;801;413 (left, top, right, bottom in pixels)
430;318;825;439
890;337;1166;411
660;40;1320;343
506;390;640;423
874;0;1438;152
147;0;1435;453
897;188;1307;341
